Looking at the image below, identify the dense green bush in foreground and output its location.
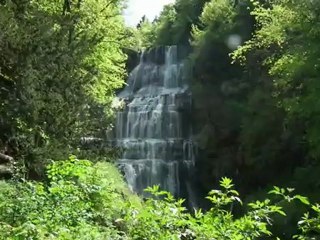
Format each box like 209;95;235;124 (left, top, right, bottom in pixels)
0;157;319;239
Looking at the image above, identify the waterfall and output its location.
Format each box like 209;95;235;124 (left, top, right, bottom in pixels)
116;46;196;205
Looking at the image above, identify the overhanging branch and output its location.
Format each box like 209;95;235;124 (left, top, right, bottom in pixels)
100;0;118;13
0;153;13;163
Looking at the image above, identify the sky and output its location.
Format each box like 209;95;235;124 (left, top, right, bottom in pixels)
124;0;175;26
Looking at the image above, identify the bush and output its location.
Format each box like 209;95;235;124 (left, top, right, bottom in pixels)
1;156;320;239
0;156;139;239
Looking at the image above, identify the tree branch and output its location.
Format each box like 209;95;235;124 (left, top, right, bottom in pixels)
100;0;118;13
0;153;13;163
63;0;71;15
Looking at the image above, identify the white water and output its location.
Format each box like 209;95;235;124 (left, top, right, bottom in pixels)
116;46;196;203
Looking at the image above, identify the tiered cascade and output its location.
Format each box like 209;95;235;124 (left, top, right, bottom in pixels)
116;46;196;203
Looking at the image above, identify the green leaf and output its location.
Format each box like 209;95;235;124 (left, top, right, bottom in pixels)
294;195;310;205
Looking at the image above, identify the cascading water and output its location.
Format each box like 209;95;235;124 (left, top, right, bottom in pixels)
116;46;197;205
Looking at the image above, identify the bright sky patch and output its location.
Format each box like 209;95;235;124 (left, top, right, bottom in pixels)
124;0;175;26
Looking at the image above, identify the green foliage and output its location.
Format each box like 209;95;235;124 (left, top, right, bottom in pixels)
3;0;320;238
2;159;320;239
132;0;209;48
154;0;209;46
131;0;320;237
0;0;128;176
125;185;191;239
0;156;138;239
132;16;158;49
124;177;320;239
233;0;320;159
142;0;315;209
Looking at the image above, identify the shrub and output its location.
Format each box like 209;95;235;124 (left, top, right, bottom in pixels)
1;157;320;239
0;156;138;239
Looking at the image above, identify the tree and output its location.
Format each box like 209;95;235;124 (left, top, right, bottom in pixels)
0;0;127;177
